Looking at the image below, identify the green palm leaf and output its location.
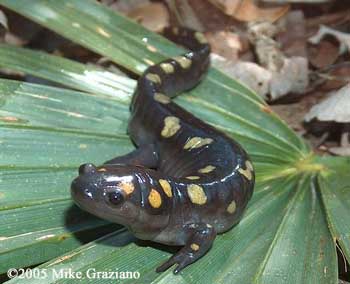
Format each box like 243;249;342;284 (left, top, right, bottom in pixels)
0;1;348;283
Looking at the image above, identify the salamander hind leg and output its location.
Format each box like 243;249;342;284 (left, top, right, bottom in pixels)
156;223;216;274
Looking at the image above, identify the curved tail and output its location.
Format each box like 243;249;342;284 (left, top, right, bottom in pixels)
131;27;210;113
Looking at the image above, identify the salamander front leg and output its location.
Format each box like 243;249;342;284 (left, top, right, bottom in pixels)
103;144;159;168
156;223;216;274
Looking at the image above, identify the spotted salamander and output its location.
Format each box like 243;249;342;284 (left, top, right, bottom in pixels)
71;27;255;274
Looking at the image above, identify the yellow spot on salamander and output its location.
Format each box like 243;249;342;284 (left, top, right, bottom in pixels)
173;56;192;69
227;200;236;214
184;137;213;150
246;160;254;171
154;93;171;104
97;168;107;172
159;179;172;197
160;62;175;74
238;168;252;180
146;73;161;84
187;184;207;205
172;27;179;35
191;243;200;251
118;181;135;195
198;165;216;174
186;176;200;180
238;161;254;181
161;116;181;138
148;189;162;208
195;32;208;44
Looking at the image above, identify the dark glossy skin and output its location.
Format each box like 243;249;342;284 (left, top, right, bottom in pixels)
71;27;255;274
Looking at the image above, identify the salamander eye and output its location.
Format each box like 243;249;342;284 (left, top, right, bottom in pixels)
107;191;124;206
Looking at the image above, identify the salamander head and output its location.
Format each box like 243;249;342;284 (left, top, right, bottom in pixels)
71;163;141;226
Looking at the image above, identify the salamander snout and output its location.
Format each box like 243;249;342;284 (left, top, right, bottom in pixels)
72;163;100;209
78;163;97;175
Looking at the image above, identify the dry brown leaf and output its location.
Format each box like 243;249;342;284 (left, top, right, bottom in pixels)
213;53;308;101
248;22;284;71
308;39;339;69
306;9;350;31
207;0;289;22
328;133;350;157
165;0;204;32
4;32;27;46
304;84;350;123
106;0;150;14
277;10;307;58
321;63;350;91
309;25;350;56
263;0;332;3
127;3;170;32
0;9;8;30
271;103;307;132
228;61;272;96
247;21;309;100
328;147;350;156
269;56;309;100
211;54;272;97
207;0;241;15
206;31;248;61
0;9;8;41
